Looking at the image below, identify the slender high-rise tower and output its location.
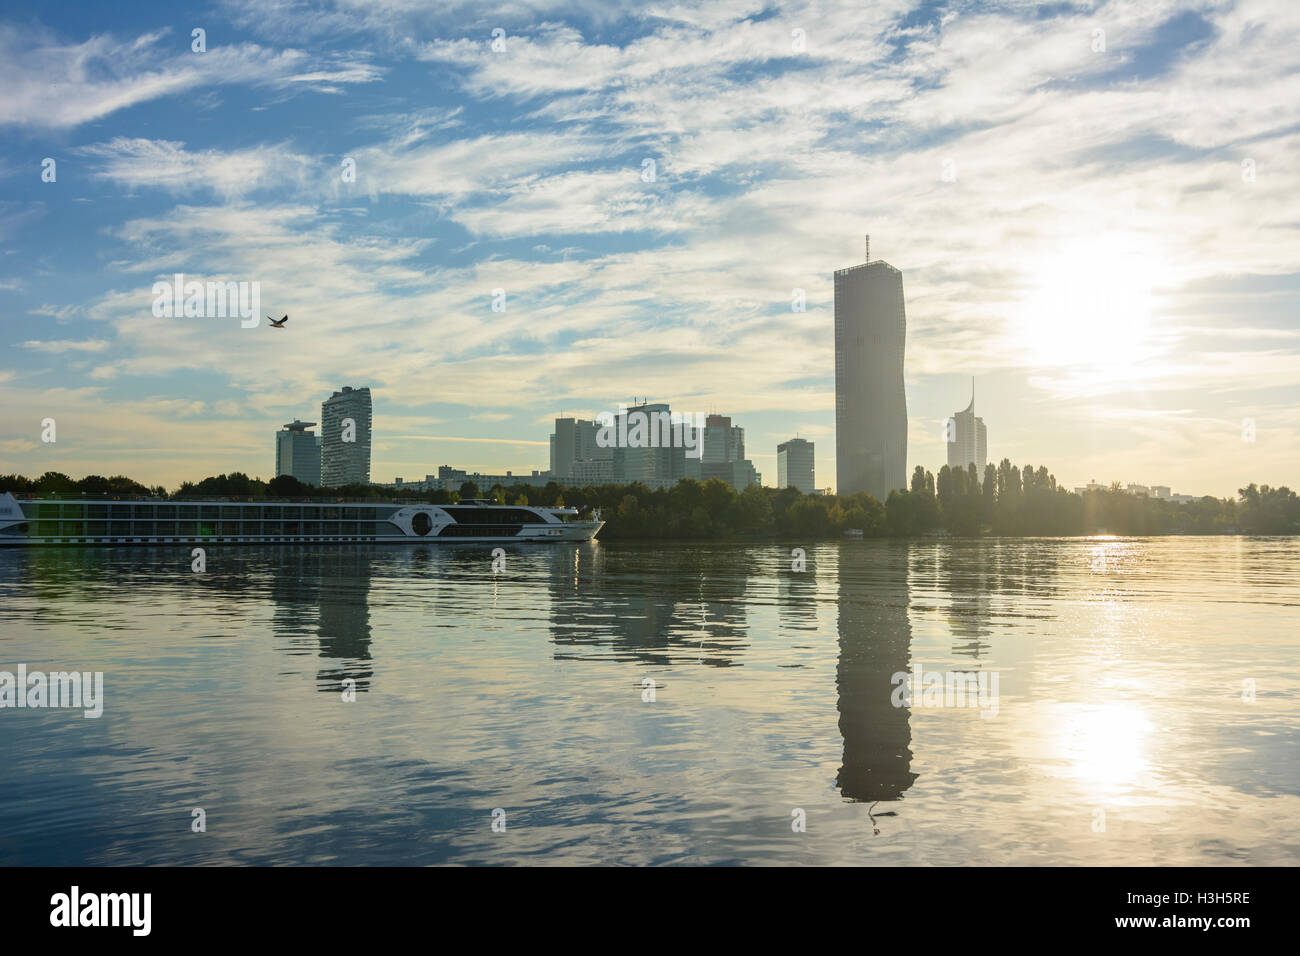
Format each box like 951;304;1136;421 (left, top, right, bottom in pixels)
946;378;988;472
834;236;908;501
321;386;373;486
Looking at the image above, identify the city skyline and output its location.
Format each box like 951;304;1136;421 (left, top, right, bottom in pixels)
2;1;1298;498
1;0;1298;885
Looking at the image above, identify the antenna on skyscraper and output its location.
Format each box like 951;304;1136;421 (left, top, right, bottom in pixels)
864;234;870;264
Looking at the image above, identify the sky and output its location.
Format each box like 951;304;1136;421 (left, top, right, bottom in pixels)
1;0;1297;497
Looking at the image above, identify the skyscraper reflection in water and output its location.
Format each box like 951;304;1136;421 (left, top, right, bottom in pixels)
835;543;918;802
268;546;374;693
547;545;752;667
316;548;374;692
941;541;993;660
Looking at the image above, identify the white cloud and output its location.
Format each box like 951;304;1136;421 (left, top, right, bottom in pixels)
76;139;316;198
20;339;112;353
0;25;381;130
3;0;1299;493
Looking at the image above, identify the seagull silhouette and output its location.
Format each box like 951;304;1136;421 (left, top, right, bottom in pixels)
267;314;288;329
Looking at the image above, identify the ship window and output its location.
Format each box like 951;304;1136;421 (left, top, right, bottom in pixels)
445;508;543;524
412;512;432;535
436;524;523;537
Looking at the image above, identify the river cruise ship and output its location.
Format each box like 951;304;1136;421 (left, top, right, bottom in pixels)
0;493;603;546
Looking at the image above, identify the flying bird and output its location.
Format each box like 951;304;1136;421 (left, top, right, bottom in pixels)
267;314;288;328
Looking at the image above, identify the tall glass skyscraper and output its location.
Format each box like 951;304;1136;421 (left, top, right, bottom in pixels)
834;237;908;502
321;386;373;487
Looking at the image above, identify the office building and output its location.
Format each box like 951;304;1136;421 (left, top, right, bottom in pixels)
610;402;696;484
321;386;373;487
275;420;322;486
834;235;908;502
702;459;761;490
550;417;610;479
702;414;745;463
777;437;815;494
698;413;760;491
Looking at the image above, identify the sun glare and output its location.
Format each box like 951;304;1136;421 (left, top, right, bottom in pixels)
1056;702;1152;791
1015;236;1163;373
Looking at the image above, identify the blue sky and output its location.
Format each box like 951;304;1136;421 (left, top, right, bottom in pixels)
1;0;1297;495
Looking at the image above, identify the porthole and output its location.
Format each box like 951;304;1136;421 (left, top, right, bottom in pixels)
411;512;433;535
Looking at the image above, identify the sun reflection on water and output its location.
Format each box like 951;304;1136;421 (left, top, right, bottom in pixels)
1056;702;1153;791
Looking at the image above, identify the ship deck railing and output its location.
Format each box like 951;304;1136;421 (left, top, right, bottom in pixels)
7;492;597;512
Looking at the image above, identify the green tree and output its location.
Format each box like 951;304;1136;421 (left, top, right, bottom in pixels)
36;471;77;496
734;483;773;534
885;488;917;536
0;474;36;494
268;474;307;497
982;463;997;528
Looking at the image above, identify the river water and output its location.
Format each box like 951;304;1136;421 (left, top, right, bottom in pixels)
1;537;1297;865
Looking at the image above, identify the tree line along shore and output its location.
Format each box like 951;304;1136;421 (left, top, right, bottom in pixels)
3;462;1297;537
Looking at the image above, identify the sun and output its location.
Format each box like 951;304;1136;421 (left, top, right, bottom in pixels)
1013;235;1165;373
